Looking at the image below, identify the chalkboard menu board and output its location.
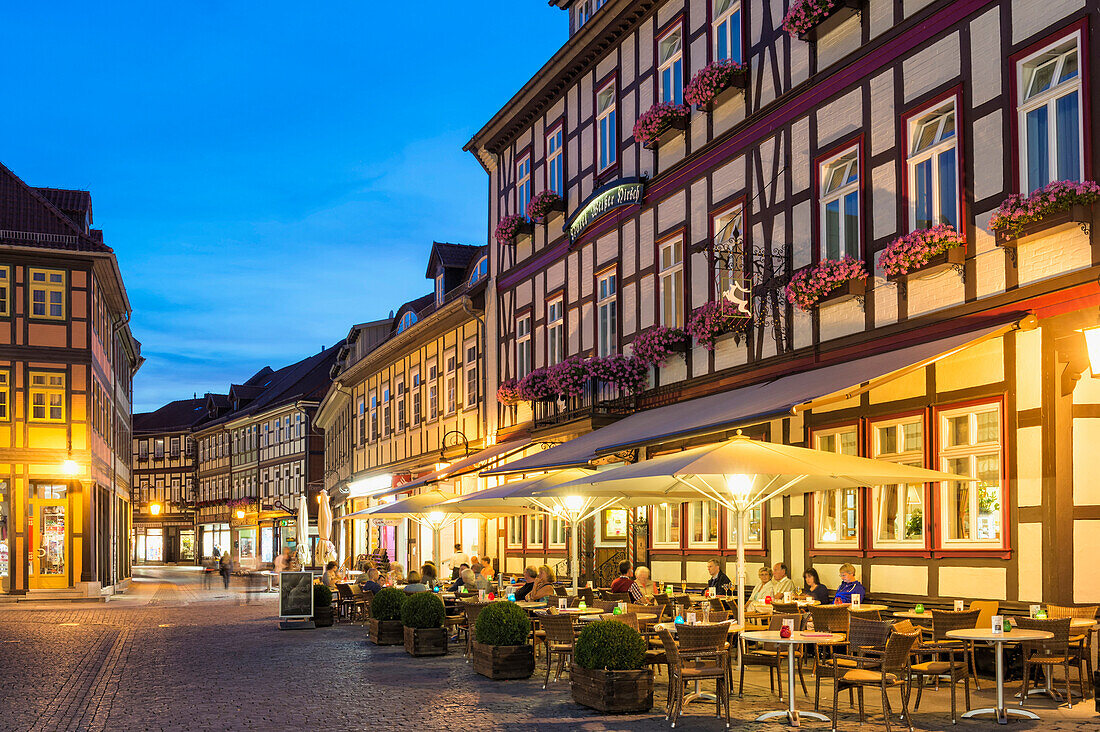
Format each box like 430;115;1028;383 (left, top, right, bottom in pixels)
279;571;315;618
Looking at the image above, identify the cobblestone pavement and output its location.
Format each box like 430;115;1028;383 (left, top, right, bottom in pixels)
0;568;1097;731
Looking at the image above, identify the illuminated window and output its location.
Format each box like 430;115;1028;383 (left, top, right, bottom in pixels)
726;505;762;548
547;298;564;366
516;315;532;378
653;503;680;547
712;205;745;302
507;515;524;548
29;371;65;422
0;370;8;420
0;266;10;317
872;417;925;546
465;342;478;407
939;404;1003;545
659;238;684;327
527;513;544;547
597;271;617;356
549;516;567;547
445;351;457;415
29;269;66;320
687;500;719;547
814;427;859;546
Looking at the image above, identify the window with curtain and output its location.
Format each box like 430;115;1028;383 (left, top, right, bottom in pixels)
1018;35;1081;192
814;427;859;546
871;417;925;546
939;404;1003;545
659;238;684;327
547;298;564;365
687;500;719;547
908;101;958;230
725;505;762;548
516;315;532;377
653;503;680;547
597;271;617;356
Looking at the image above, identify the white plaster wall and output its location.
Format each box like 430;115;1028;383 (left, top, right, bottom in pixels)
1072;418;1100;505
580;302;594;351
970;9;1002;106
871;162;897;240
1012;0;1084;43
868;565;929;596
639;277;656;330
711;155;745;203
1017;227;1092;287
935;337;1003;392
791;119;811;193
659;191;687;234
793;309;813;349
660;356;688;384
1073;365;1100;404
713;335;748;370
651;559;681;584
620;34;636;86
1015;326;1042;411
580;244;594;298
906;268;966;318
816;88;862;147
939;566;1007;601
547;260;565;293
691;180;708;246
657;0;681;27
792;200;812;269
622;281;638;337
816;14;862;70
868;367;924;404
972;111;1004;202
869;72;895;155
902;33;960;103
1016;521;1043;602
596;232;618;267
973;213;1007;298
622;219;637;275
1074;519;1100;603
1015;426;1043;508
868;0;893;38
818;298;865;341
874;278;899;328
639;211;656;269
902;0;936;15
686;561;715;584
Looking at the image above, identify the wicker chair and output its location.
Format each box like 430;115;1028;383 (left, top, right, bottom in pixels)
658;624;730;728
462;601;492;661
740;613;807;701
911;609;980;724
892;619;916;634
593;599;617;613
541;614;577;689
1046;604;1097;695
815;616;891;711
1016;617;1082;707
831;629;921;732
849;607;883;622
771;601;802;615
579;587;595;604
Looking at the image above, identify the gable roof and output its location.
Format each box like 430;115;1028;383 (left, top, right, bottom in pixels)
0;162;110;253
425;241;481;277
34;187;92;230
133;398;210;434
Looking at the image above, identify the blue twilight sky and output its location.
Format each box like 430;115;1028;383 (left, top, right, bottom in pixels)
1;2;565;412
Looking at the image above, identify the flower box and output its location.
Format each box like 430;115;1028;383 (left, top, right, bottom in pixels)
527;191;567;223
369;618;404;645
785;256;868;311
643;117;687;150
570;665;654;713
785;0;863;43
685;60;748;114
994;202;1096;248
816;276;866;306
471;641;536;680
404;625;448;657
634;102;691;150
885;246;965;283
495;214;535;246
990;180;1100;247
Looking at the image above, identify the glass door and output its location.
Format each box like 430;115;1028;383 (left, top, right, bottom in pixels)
29;484;69;590
180;530;195;562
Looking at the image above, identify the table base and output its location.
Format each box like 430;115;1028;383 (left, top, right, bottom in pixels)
755;709;829;727
963;707;1040;725
684;681;716;704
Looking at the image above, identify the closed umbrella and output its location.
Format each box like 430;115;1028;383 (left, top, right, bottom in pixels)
315;490;337;568
295;493;310;569
535;433;972;625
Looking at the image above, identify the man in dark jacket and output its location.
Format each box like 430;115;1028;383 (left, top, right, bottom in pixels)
706;558;733;596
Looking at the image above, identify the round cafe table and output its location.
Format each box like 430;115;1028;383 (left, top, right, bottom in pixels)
946;627;1053;724
742;630;845;727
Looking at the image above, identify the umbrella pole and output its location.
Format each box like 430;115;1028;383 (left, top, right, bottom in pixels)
737;508;747;628
433;526;441;573
571;520;579;592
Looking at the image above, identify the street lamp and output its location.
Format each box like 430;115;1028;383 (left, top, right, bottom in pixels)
1082;325;1100;375
62;458;79;476
235;509;246;520
149;503;162;516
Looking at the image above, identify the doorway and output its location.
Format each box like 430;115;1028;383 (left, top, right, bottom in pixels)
29;483;69;590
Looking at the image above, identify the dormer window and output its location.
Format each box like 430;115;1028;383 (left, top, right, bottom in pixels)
435;272;445;306
397;311;417;334
468;257;488;284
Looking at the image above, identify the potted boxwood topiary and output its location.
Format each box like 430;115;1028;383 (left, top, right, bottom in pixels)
369;588;406;645
402;592;448;657
312;583;334;627
472;601;535;680
571;620;653;713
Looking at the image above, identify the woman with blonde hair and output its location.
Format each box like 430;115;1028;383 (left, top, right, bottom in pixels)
389;563;406;586
528;564;557;601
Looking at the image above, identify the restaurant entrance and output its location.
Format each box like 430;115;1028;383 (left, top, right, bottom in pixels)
28;483;69;590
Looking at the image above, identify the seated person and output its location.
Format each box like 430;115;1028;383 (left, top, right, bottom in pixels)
802;568;829;604
705;558;733;596
513;566;538;601
479;558;495;581
420;562;438;590
471;564;491;592
833;563;867;604
609;560;646;604
403;570;428;593
389;563;406;586
448;567;478;594
528;565;558;601
748;567;777;603
321;561;340;589
358;568;383;594
771;562;796;598
634;566;656;600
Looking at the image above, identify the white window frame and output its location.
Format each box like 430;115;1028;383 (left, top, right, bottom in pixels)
516;314;532;378
411;367;422;425
596;80;617;172
507;515;524;549
712;205;745;303
468;257;487;284
369;391;378;440
434;274;444;307
547;297;564;366
516;153;532;217
870;416;926;548
428;361;439;419
938;403;1004;547
396;380;406;431
657;25;684;105
712;0;742;63
397;311;417;333
687;500;719;549
527;513;545;548
546;124;564;195
814;426;860;547
819;147;861;260
907;99;959;231
725;505;763;548
597;270;617;357
653;503;680;548
659;237;684;328
549;516;567;548
445;350;457;415
1016;31;1084;193
464;342;478;408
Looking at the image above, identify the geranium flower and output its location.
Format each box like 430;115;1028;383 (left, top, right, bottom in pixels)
785;256;868;312
684;60;748;108
782;0;840;38
879;224;965;277
632;102;691;147
631;326;691;366
495;214;530;246
686;299;751;350
989;180;1100;237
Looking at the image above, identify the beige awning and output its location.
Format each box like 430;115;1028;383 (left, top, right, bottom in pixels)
373;436;532;498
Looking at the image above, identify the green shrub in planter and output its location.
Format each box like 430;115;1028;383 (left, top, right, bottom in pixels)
371;588;407;621
574;620;646;670
401;592;445;629
313;583;333;609
475;601;531;646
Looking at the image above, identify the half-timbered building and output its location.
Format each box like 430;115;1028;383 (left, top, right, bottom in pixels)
465;0;1100;606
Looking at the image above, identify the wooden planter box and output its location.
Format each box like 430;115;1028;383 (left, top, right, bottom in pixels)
994;202;1095;248
369;618;404;645
533;198;567;223
506;220;535;245
570;665;654;713
815;276;867;307
642;117;688;150
797;0;863;43
312;606;334;627
886;246;965;283
668;338;692;354
471;641;536;680
404;626;448;657
695;73;748;113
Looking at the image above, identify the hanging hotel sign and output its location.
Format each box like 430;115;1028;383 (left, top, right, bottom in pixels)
566;177;645;241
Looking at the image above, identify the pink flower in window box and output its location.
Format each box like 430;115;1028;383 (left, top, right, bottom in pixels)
784;256;868;312
517;367;554;401
497;379;523;405
684;60;748;109
526;190;566;221
547;356;590;398
782;0;842;38
588;354;650;395
632;102;691;148
989;179;1100;239
686;299;751;350
630;326;691;367
879;224;966;278
495;214;533;246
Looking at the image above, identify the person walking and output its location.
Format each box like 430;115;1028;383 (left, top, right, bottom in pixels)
219;552;232;590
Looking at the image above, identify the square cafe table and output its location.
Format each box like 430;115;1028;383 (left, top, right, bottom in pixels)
945;627;1053;724
741;629;845;726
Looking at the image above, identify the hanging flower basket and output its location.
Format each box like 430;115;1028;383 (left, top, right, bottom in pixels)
633;102;690;150
547;356;590;398
526;190;566;222
782;0;863;42
495;214;534;246
686;299;752;349
880;224;966;281
630;326;691;367
685;60;748;113
785;257;868;312
587;354;649;395
989;180;1100;246
518;367;555;401
497;379;523;405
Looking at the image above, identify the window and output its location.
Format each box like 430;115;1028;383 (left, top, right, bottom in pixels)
547;297;564;365
726;505;763;547
507;515;524;548
465;343;478;407
369;392;378;440
428;362;439;419
657;27;684;105
29;372;65;422
397;311;417;334
547;125;564;195
939;404;1003;545
356;398;366;445
713;0;742;63
712;205;747;303
597;271;617;356
596;82;617;171
814;427;859;546
1018;34;1083;192
468;257;488;285
871;417;925;546
819;148;860;260
170;437;180;457
434;274;444;307
687;501;719;547
396;381;406;430
0;266;9;317
445;351;457;414
0;370;8;420
659;238;684;327
516;315;532;378
411;368;422;425
382;386;391;436
517;154;531;217
907;101;958;230
29;269;66;320
527;514;545;547
154;438;164;459
576;1;590;29
549;516;567;547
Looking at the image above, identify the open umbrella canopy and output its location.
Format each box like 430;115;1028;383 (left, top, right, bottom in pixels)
360;489;462;519
433;470;593;515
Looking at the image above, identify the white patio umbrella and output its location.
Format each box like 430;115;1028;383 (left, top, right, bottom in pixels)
315;489;337;568
534;433;972;625
436;469;652;591
295;493;310;569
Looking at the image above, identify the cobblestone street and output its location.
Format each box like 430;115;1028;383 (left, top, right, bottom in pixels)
0;568;1095;731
